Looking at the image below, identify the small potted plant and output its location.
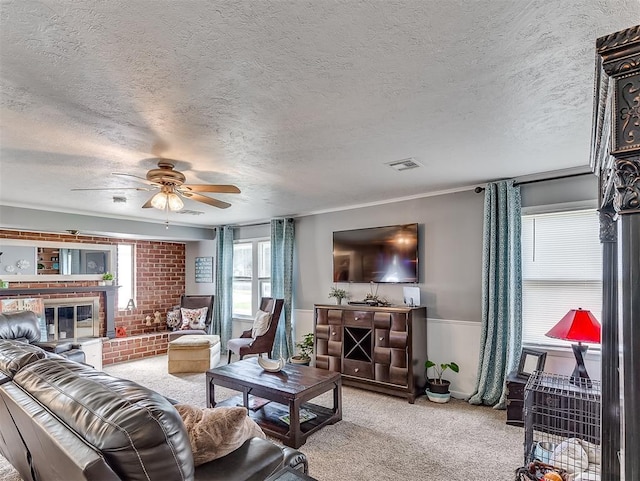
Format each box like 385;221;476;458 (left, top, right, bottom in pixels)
290;333;314;366
425;359;459;403
328;286;348;305
101;272;114;286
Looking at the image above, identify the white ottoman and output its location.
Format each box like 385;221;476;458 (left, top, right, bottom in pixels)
167;334;221;374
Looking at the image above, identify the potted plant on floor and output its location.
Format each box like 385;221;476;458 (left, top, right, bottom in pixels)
290;332;314;366
425;359;459;403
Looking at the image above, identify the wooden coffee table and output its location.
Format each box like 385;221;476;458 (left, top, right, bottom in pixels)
206;358;342;448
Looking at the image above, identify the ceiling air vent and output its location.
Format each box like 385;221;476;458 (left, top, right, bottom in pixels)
385;158;423;172
175;209;204;216
112;196;127;204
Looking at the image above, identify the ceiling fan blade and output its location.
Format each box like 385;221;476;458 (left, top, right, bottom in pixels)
180;184;241;194
141;197;155;208
71;187;150;191
182;192;231;209
112;172;158;186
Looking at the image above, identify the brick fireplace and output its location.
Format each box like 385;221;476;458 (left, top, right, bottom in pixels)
0;229;186;365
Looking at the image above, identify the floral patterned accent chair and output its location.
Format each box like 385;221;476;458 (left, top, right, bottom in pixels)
167;295;215;342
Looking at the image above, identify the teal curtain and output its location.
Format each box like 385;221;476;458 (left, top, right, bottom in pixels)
214;226;234;351
270;218;295;359
469;180;522;409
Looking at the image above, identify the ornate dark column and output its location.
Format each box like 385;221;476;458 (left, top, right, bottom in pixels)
594;25;640;480
613;156;640;480
598;205;619;480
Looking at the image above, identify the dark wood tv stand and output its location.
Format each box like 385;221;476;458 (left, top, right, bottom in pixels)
314;304;427;403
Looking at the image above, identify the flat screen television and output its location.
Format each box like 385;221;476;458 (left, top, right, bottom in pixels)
332;223;419;283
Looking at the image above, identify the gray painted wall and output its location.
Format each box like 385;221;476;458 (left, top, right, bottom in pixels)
295;189;485;321
294;174;599;322
520;174;597;208
185;240;216;295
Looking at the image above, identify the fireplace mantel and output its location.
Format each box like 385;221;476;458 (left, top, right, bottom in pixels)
0;286;118;338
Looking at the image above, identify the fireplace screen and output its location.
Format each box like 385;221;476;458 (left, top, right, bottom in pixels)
44;297;99;341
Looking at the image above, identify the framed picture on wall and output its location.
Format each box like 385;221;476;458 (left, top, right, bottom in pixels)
86;252;106;274
195;257;213;283
517;348;547;379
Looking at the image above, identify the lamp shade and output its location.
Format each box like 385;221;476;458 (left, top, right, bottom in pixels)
545;308;601;344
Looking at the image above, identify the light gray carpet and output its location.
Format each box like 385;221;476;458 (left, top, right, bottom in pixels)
0;356;524;480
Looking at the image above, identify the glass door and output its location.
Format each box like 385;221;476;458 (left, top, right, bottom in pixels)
43;298;99;341
57;306;74;340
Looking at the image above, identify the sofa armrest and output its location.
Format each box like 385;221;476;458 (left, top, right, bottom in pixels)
240;329;252;338
32;341;73;354
194;437;305;481
282;447;309;474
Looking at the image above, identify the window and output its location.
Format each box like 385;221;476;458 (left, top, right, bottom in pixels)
521;209;602;347
117;244;135;309
233;239;271;317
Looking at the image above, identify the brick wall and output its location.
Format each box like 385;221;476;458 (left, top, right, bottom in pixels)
102;332;169;365
0;230;185;362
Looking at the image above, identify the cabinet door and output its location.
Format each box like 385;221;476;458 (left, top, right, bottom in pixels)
374;311;408;386
315;309;342;372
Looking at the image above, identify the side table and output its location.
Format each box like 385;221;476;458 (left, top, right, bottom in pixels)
506;370;527;426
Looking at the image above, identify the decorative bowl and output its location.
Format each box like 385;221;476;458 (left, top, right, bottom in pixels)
257;357;285;372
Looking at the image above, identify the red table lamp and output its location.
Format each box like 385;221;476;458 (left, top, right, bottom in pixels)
545;308;601;387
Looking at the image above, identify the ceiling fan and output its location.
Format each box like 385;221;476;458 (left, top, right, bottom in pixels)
72;160;240;211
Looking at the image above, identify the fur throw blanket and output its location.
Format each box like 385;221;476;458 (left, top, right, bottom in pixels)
175;404;265;466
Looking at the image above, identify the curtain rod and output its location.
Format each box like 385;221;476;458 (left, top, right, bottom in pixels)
234;222;270;228
474;171;593;193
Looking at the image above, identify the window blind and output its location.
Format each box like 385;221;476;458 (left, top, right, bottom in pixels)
521;210;602;347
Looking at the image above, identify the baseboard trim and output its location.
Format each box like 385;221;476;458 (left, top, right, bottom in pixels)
450;390;472;400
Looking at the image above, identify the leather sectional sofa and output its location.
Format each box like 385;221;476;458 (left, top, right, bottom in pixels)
0;310;86;362
0;312;308;481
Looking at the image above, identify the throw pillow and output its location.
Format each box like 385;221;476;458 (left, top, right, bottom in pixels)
251;309;272;338
166;309;182;331
180;307;208;330
174;404;265;466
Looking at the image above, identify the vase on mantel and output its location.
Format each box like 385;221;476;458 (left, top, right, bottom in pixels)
336;298;343;305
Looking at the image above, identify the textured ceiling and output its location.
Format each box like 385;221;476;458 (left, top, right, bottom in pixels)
1;1;638;228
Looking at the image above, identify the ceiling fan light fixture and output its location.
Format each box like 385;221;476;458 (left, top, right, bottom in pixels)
76;160;239;212
150;190;184;211
150;191;168;210
167;192;184;211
